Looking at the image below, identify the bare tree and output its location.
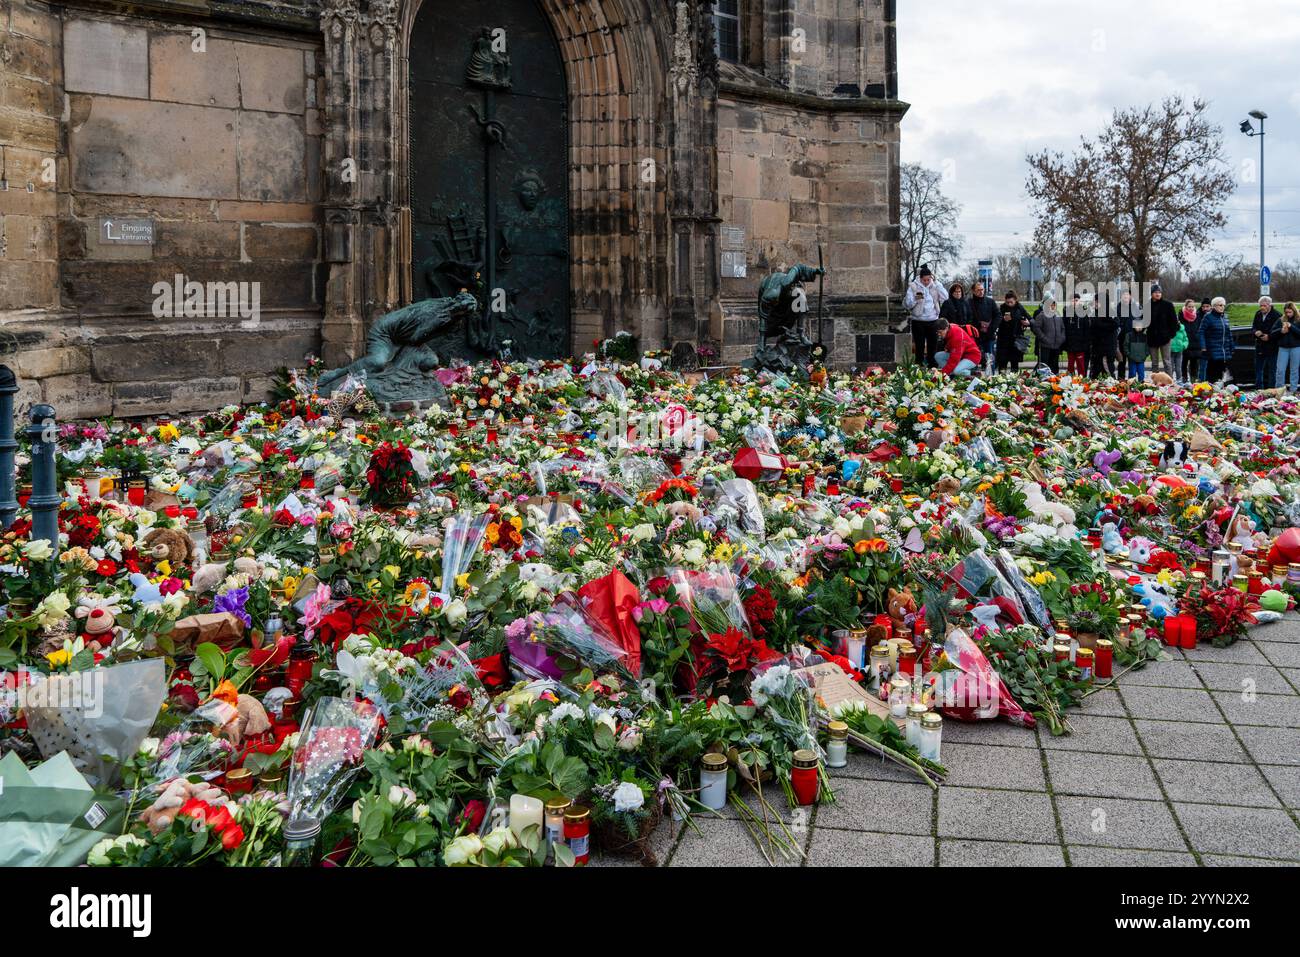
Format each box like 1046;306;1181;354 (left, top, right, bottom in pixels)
900;162;963;286
1026;96;1237;283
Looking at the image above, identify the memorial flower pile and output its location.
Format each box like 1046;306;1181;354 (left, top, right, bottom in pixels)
2;354;1297;867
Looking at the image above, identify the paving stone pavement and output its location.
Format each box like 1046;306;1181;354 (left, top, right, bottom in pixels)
590;616;1300;867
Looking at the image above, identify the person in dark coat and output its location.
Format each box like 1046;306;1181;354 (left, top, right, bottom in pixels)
1252;296;1282;388
1089;299;1120;379
995;292;1031;372
968;282;1000;374
1063;292;1091;376
1193;297;1212;380
940;281;973;329
1146;284;1179;378
1030;295;1066;374
1179;298;1201;383
1200;296;1235;383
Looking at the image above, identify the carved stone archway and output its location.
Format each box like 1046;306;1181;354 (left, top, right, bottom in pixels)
318;0;720;365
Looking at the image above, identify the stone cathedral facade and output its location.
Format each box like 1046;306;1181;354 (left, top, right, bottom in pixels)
0;0;905;415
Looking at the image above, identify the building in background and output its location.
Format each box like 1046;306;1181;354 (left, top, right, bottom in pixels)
0;0;905;415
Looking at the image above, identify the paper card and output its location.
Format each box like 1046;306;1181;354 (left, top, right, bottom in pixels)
795;661;901;727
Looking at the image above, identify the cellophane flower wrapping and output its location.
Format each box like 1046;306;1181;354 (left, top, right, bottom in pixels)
507;592;637;680
23;658;167;787
933;626;1035;727
438;511;491;601
286;696;381;824
576;569;643;677
665;565;753;636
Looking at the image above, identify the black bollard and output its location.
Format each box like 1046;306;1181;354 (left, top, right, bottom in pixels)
0;366;16;529
25;404;59;547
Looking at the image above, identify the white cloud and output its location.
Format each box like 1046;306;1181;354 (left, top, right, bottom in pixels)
898;0;1300;271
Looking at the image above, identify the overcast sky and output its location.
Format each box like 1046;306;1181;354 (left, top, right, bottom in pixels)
897;0;1300;274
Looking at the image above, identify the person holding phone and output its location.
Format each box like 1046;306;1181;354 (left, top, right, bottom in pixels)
903;264;948;368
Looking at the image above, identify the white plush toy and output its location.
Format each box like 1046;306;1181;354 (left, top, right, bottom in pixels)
1132;580;1176;619
1019;481;1077;536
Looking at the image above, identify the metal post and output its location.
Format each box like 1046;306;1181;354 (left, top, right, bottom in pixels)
25;404;59;547
1259;116;1266;286
0;366;17;529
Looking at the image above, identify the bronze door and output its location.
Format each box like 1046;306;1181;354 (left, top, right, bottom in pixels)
409;0;570;360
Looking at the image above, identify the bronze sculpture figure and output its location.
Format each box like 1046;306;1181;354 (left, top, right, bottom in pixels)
751;263;825;373
316;290;480;406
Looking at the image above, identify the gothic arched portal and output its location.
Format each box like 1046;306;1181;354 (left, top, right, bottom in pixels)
318;0;719;364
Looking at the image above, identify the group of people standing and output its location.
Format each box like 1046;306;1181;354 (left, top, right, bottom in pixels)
904;265;1298;392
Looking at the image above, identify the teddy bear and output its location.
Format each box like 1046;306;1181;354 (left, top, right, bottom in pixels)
139;777;234;834
143;526;196;566
886;586;916;638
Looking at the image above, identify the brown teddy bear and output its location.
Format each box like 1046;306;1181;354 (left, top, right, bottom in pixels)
887;586;917;638
143;527;196;566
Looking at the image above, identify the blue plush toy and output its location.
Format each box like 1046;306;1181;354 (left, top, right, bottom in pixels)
1101;524;1124;554
842;460;861;482
1132;580;1176;619
129;572;164;608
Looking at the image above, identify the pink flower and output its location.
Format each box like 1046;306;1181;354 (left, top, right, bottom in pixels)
301;583;332;642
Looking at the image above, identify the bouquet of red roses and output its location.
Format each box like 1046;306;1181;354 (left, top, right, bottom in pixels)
365;440;417;508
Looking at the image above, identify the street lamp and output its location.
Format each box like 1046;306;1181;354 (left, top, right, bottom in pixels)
1241;109;1268;294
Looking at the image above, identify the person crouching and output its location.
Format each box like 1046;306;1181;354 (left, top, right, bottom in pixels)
934;319;982;377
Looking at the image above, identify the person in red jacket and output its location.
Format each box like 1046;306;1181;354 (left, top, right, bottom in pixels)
934;319;981;377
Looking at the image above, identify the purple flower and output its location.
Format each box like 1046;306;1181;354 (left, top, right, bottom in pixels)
213;586;252;627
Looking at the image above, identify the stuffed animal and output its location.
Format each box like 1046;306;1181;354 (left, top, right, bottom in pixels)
1260;590;1290;614
664;501;704;524
1160;441;1189;469
1101;524;1124;554
934;476;961;496
221;694;271;746
886;587;916;637
1132;580;1176;619
1093;449;1122;477
1127;536;1155;565
75;595;121;646
190;555;267;595
142;527;196;566
139;778;233;834
1020;481;1077;532
129;572;164;607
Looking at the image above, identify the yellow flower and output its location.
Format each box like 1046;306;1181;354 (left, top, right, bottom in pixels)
157;559;172;577
712;542;735;562
46;648;72;668
157;424;179;442
383;564;402;580
282;576;300;600
455;573;470;591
